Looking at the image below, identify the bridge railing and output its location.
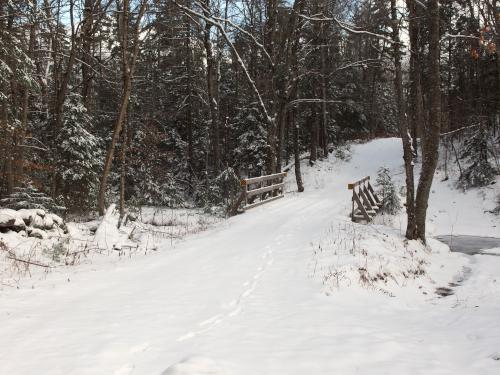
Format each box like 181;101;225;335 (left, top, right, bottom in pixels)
229;172;287;215
348;176;382;222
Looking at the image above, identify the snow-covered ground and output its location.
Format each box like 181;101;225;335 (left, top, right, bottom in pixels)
0;138;499;375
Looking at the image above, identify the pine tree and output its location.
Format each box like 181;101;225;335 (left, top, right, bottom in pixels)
0;183;66;214
494;194;500;215
56;93;102;209
459;127;497;188
376;167;401;214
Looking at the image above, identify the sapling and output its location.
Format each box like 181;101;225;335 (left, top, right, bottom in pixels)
376;167;401;214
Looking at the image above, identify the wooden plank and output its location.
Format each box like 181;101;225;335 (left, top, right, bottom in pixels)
242;172;287;186
359;188;374;213
243;194;284;210
352;191;371;221
367;181;381;205
362;185;376;207
347;176;370;190
246;183;285;198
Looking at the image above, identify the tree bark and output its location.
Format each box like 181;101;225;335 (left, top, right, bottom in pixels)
392;0;416;239
119;116;128;223
406;0;424;158
292;109;304;192
81;0;94;109
185;10;194;178
277;0;305;171
415;0;442;242
266;0;278;174
97;0;146;215
309;111;318;165
203;0;220;175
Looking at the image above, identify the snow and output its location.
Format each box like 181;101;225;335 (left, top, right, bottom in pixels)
0;208;25;230
0;138;499;374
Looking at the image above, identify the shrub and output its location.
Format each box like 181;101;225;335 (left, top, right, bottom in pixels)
376;167;401;214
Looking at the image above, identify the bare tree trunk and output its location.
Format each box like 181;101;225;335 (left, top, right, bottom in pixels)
203;1;220;175
415;0;442;242
15;17;36;187
406;0;423;158
318;0;329;157
266;0;278;174
292;109;304;192
309;111;318;165
392;0;416;239
185;10;194;177
97;0;146;215
81;0;94;109
277;0;305;172
493;0;500;123
119;116;128;222
52;0;78;132
320;39;328;157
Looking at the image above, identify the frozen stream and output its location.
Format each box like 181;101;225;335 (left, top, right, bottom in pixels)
435;235;500;256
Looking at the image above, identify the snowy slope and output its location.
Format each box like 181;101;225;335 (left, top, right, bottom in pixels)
0;138;499;375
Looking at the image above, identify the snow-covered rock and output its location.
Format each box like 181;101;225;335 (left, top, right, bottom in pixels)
0;208;66;234
0;209;26;231
27;228;48;239
30;214;45;230
48;213;64;227
42;215;54;230
17;209;37;224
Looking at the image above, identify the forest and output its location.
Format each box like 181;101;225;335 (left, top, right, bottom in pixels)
0;0;499;238
2;2;500;373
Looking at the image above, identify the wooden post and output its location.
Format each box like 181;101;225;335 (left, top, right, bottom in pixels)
243;179;248;206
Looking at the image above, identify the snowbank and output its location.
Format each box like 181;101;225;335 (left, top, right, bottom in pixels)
310;221;468;297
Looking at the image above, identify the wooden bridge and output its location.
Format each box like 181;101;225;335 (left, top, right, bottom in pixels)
230;172;286;215
348;176;382;222
230;172;382;223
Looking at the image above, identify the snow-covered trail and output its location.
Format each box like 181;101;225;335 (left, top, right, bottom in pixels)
1;139;499;375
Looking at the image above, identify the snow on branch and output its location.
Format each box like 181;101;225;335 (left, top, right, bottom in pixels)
286;98;344;109
440;123;482;137
298;13;401;46
192;0;274;67
172;0;274;126
440;33;480;42
414;0;428;10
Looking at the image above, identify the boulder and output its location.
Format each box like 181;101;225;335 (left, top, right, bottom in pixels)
42;215;54;230
31;214;45;230
0;208;66;234
17;209;37;225
27;227;48;239
0;209;26;232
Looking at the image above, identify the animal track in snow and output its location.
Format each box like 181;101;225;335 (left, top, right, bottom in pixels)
129;342;150;353
177;249;274;342
114;364;135;375
199;314;222;327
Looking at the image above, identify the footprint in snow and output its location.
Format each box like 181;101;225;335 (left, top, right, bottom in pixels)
114;364;135;375
228;307;241;317
129;343;150;353
199;315;222;327
161;356;228;375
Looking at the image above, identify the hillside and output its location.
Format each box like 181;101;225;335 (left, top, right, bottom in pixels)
0;138;499;375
